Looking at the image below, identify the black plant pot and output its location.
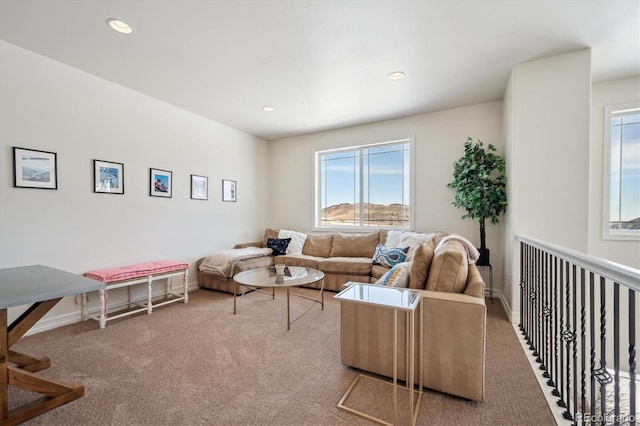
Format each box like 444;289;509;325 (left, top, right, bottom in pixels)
477;248;490;266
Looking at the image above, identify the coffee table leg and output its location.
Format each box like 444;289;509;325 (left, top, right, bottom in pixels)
286;287;290;331
233;281;237;315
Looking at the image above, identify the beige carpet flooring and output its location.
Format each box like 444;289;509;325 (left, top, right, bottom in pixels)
9;288;555;425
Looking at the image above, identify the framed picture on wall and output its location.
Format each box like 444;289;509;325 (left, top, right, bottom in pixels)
13;147;58;190
222;179;236;202
150;168;172;197
191;174;208;200
93;159;124;194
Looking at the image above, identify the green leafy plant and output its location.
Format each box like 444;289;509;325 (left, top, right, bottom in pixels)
448;137;507;264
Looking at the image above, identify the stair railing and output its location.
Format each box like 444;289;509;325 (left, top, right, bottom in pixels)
518;235;639;425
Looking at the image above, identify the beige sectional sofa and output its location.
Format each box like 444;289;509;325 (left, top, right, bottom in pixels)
197;227;486;402
198;228;395;293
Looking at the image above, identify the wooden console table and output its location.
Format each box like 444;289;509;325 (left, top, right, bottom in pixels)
0;265;105;425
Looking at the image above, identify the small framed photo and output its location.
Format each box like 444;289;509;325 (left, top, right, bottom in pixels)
222;179;237;202
13;147;58;190
94;159;124;194
191;174;208;200
150;168;172;197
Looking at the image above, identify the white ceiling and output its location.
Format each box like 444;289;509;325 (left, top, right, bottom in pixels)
1;1;638;141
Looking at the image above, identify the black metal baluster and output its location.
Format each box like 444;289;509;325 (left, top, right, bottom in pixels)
594;276;611;421
519;242;525;333
557;258;566;404
561;260;573;418
580;268;586;420
530;247;537;354
542;251;550;376
614;282;620;421
533;247;541;360
589;272;595;420
571;264;577;421
550;255;559;392
629;288;636;426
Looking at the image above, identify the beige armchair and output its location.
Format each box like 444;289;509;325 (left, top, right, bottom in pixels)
339;253;487;402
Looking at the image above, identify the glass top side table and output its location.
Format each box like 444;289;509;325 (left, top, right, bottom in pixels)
335;282;423;426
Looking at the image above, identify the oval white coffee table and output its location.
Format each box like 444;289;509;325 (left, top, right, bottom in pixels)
233;266;325;330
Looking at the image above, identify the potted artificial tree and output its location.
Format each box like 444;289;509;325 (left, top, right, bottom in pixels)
448;137;507;266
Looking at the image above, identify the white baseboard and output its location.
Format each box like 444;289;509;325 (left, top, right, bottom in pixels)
24;282;199;336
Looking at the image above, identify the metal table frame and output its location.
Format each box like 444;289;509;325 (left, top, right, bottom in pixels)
233;266;324;330
335;283;423;426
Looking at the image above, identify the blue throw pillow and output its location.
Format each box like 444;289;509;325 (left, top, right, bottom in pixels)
267;238;291;256
372;244;409;267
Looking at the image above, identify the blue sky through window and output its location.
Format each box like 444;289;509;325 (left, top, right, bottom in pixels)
610;111;640;224
321;144;408;207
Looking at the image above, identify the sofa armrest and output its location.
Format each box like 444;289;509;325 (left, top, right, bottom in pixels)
234;241;264;249
464;264;485;298
421;290;486;402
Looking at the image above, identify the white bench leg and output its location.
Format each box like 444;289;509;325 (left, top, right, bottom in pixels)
147;275;153;314
99;289;107;329
183;269;189;303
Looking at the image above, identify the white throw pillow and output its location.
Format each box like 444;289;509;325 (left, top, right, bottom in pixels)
385;230;403;248
277;229;308;255
398;231;436;261
375;262;412;288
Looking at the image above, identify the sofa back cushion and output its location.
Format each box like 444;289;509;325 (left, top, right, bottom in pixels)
330;232;379;258
425;239;468;293
409;239;436;289
302;233;334;257
378;229;389;245
262;228;280;248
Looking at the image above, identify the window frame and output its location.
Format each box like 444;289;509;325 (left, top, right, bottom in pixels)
313;137;415;232
602;102;640;241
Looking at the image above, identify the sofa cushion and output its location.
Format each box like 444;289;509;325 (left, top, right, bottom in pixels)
278;229;307;255
372;244;409;267
262;228;280;247
425;239;468;293
371;264;390;280
384;230;403;247
398;231;436;261
409;239;436;290
266;237;290;256
378;229;389;245
330;232;379;258
376;262;412;287
274;254;320;269
302;233;333;257
317;257;372;275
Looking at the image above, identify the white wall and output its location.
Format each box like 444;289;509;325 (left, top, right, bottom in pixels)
269;101;504;295
503;49;592;320
589;76;640;268
502;71;516;312
0;41;270;329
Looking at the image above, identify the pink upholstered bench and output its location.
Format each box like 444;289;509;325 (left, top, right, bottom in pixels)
82;260;189;328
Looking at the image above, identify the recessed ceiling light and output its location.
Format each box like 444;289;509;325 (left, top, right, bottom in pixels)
107;18;134;35
388;71;405;81
262;106;275;112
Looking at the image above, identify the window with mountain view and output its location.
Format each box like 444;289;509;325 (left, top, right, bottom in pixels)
604;103;640;239
315;139;412;229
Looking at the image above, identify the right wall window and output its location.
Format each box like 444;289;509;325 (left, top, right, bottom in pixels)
603;102;640;240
